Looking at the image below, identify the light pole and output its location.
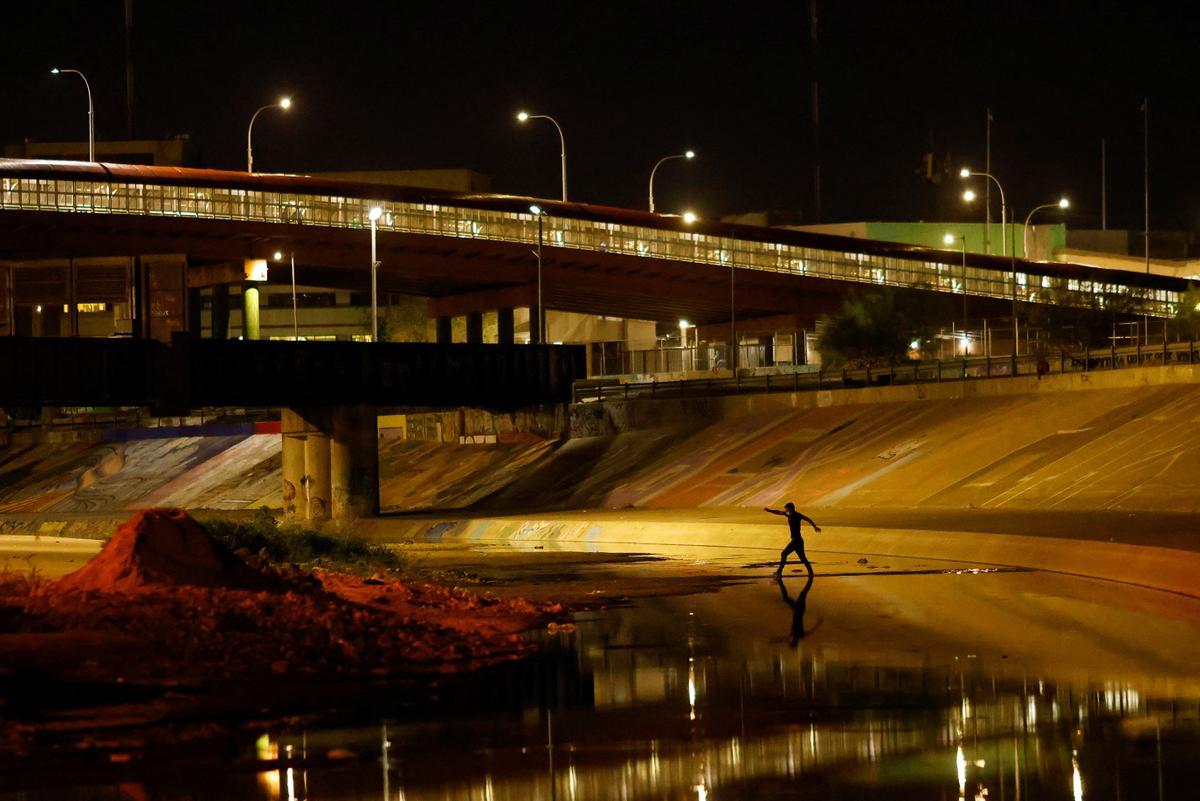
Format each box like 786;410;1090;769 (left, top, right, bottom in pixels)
517;111;567;202
247;96;292;174
274;250;299;340
960;168;1007;255
1022;198;1069;260
944;232;968;343
963;181;1019;360
368;206;382;342
50;68;94;162
648;150;695;212
529;205;546;344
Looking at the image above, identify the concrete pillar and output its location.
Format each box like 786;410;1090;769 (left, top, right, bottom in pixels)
211;285;230;340
242;283;260;340
435;315;452;344
528;305;542;344
187;288;203;338
465;311;484;344
281;431;305;521
763;335;775;366
331;404;379;519
497;307;515;345
304;429;331;521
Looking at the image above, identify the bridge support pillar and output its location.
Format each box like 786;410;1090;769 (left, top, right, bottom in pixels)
528;305;543;345
331;404;379;519
211;285;230;340
281;424;305;521
283;405;378;522
497;308;515;345
465;312;484;344
242;283;261;340
435;315;452;344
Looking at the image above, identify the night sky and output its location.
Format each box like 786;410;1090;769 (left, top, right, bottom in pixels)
2;1;1197;231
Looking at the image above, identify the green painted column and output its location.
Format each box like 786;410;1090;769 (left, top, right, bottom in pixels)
242;282;261;340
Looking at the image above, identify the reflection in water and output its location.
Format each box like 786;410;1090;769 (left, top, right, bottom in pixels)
4;578;1199;801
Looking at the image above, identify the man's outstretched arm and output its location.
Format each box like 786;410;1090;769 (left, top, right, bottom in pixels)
763;507;786;516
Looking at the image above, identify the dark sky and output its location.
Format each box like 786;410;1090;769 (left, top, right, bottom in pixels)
2;1;1198;231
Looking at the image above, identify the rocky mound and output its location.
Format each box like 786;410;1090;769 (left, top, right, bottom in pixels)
55;508;270;594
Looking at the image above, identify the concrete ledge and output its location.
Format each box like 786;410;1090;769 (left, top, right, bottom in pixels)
366;515;1200;599
571;364;1200;435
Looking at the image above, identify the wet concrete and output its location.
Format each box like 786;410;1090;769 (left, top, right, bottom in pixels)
4;538;1198;800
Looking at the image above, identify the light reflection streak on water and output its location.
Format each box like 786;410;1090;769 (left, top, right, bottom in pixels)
687;658;697;721
957;743;967;800
1072;750;1084;801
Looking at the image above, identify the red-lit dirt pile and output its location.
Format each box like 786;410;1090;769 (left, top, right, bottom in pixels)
0;510;561;689
55;508;272;594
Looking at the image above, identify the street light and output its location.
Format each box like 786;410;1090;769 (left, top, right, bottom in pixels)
682;211;698;224
1022;198;1070;260
368;206;383;342
960;168;1009;256
945;232;968;352
516;111;567;202
649;150;696;213
529;205;546;344
247;96;293;174
963;168;1019;361
679;318;691;372
50;68;94;162
273;250;300;340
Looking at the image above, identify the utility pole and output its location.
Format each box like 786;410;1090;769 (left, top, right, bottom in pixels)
985;108;993;254
1143;98;1150;276
124;0;135;139
809;0;822;221
1100;138;1107;230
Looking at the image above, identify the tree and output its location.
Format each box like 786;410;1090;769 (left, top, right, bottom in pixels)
818;287;952;368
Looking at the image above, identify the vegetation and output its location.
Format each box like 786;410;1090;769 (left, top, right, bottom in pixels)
817;287;954;368
199;509;403;574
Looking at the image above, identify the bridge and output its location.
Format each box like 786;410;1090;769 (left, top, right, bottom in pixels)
0;335;583;522
0;159;1185;346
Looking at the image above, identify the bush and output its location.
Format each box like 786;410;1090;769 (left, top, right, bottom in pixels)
199;510;402;574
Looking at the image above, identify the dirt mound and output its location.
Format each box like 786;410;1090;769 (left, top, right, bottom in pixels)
56;508;270;594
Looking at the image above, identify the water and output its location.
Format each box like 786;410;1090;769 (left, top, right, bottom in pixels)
4;553;1199;800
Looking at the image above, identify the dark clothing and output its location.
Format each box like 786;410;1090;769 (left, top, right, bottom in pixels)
779;539;813;575
782;509;817;541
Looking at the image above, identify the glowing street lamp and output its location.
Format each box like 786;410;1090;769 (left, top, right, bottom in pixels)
649;150;696;213
368;206;383;342
960;167;1009;256
1023;198;1070;259
682;211;698;224
247;96;293;174
945;232;968;352
50;68;94;162
529;205;546;344
963;167;1020;359
516;110;567;202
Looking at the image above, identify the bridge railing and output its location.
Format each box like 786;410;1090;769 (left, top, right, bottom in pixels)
572;338;1200;404
0;171;1180;317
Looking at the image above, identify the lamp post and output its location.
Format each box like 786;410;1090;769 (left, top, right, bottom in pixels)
50;68;94;162
1022;198;1069;261
944;232;968;344
529;205;546;344
648;150;695;212
517;111;567;202
960;168;1008;255
247;96;292;174
368;206;382;342
273;250;299;340
963;180;1019;360
678;319;690;372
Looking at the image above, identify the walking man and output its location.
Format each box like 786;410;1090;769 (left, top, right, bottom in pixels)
765;502;821;576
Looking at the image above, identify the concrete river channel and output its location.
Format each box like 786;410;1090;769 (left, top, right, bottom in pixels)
3;536;1199;800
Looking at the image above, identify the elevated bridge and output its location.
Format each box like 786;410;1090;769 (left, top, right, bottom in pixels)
0;160;1184;343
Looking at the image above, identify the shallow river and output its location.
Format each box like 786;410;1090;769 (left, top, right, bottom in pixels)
5;544;1200;800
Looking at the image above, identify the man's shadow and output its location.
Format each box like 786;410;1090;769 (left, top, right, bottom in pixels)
776;572;818;646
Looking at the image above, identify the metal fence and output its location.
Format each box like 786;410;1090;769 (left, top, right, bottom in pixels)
573;338;1200;403
0;171;1181;317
